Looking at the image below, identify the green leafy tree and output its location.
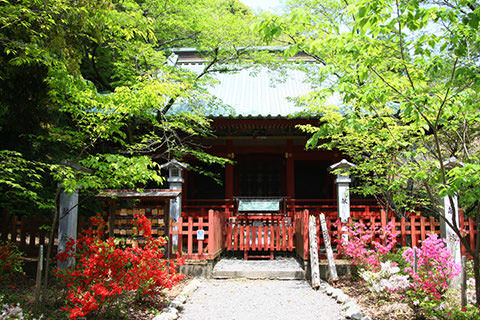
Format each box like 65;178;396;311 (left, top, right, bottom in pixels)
0;0;259;295
256;0;480;303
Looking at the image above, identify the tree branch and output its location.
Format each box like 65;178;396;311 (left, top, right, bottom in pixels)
396;0;415;91
434;57;458;128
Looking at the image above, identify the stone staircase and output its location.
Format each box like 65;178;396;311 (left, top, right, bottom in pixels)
211;257;305;280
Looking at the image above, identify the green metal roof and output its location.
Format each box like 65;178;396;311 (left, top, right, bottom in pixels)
168;50;334;118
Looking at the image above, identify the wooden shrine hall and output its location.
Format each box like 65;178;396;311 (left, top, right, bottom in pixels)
163;48;382;261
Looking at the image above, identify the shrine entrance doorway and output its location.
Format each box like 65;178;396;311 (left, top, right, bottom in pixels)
236;154;283;197
228;155;293;260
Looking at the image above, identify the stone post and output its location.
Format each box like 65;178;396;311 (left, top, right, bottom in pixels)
57;187;79;269
328;159;355;223
161;159;187;253
441;157;463;286
443;195;461;264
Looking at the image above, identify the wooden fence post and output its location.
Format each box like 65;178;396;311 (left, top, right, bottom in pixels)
400;217;406;246
309;215;320;289
320;213;338;282
29;217;37;255
34;245;43;311
380;209;387;228
208;209;214;257
0;209;8;242
11;215;17;243
187;217;193;256
304;210;309;260
177;217;183;255
413;247;418;273
19;215;27;251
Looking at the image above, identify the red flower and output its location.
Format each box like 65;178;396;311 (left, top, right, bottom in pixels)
55;214;184;319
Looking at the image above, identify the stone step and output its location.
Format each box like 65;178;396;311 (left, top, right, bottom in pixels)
212;257;306;280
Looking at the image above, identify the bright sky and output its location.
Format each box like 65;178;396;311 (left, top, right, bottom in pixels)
240;0;286;13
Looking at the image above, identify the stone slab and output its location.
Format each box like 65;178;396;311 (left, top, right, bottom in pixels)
180;260;215;278
212;257;305;280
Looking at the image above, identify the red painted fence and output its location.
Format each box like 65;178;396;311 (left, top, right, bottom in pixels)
296;209;478;261
287;199;383;218
0;212;91;257
182;199;234;219
225;217;295;258
169;209;225;260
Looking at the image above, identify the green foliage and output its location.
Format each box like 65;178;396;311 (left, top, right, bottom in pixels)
0;0;259;213
0;151;53;214
384;247;410;272
428;303;480;320
256;0;480;304
255;0;480;217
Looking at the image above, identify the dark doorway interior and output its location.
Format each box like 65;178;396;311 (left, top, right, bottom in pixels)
237;155;282;197
294;160;331;199
188;164;225;199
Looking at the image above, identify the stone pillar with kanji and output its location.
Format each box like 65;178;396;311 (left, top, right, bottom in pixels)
441;157;463;278
328;159;355;223
161;159;187;253
57;187;79;269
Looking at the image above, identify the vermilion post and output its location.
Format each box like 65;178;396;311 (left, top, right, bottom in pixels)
208;209;214;257
380;209;387;228
304;209;309;260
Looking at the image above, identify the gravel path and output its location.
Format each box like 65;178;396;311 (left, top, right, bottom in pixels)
179;279;343;320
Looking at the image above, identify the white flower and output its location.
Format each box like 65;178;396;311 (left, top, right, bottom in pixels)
380;261;400;276
360;262;410;295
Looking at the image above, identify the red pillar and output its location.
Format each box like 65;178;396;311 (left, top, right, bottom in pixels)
225;140;234;199
225;163;233;199
286;140;294;198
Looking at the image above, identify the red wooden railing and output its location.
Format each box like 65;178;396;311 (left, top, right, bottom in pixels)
169;209;225;260
209;209;226;258
286;199;384;218
177;199;478;261
0;212;92;257
294;210;309;261
297;209;478;261
182;199;234;219
183;198;383;219
225;217;295;254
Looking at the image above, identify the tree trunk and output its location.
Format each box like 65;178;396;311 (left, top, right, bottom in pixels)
474;256;480;306
42;187;60;301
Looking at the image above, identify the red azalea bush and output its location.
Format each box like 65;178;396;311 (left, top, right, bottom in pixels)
56;214;185;319
0;241;23;282
335;219;399;270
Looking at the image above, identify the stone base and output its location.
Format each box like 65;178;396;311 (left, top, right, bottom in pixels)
303;259;352;281
180;256;352;281
180;259;216;278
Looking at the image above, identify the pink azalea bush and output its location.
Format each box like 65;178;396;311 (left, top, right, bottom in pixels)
403;233;461;300
336;219;399;270
339;220;462;316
